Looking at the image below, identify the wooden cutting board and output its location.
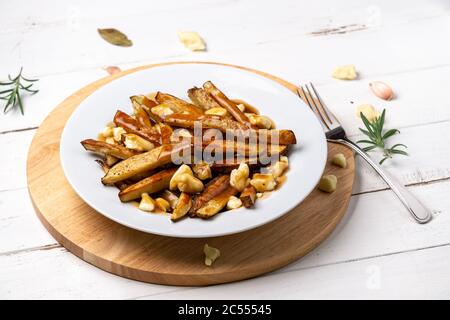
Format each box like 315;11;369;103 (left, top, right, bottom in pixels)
27;62;355;286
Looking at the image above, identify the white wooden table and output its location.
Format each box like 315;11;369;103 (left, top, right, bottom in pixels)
1;0;450;299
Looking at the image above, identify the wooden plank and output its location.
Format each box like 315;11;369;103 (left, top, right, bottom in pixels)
1;176;449;280
0;0;449;78
0;69;105;134
0;188;56;253
138;244;450;299
0;246;175;299
0;130;34;192
3;61;450;138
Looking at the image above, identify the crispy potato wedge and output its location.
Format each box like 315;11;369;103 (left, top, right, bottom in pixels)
191;175;230;213
203;81;255;128
164;114;296;144
155;92;203;116
196;185;238;218
95;159;129;190
101;143;190;184
171;192;192;221
240;185;257;208
202;129;297;145
210;159;261;173
187;87;221;110
81;139;138;159
202;140;288;157
158;123;173;145
130;95;162;124
131;95;157;108
119;167;177;202
134;105;153;129
114;110;161;145
164;113;248;131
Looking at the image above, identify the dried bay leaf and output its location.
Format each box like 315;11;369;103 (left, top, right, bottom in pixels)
98;28;133;47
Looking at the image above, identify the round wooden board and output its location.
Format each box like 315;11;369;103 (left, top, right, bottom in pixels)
27;62;355;286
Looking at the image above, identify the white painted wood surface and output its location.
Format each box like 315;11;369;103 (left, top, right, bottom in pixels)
1;0;449;299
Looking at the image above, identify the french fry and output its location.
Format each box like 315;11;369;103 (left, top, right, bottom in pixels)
164;114;296;144
187;87;221;110
171;192;192;221
203;81;255;128
191;175;230;213
240;185;257;208
113;110;161;145
134;105;153;129
101;143;190;184
81;139;138;159
164;113;248;131
95;159;129;190
155;92;203;116
130;95;162;124
196;185;238;218
118;167;177;202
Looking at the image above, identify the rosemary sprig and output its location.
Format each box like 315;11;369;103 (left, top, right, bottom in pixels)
0;68;39;115
357;109;408;164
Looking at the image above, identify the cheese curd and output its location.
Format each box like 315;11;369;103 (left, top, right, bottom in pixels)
170;164;204;194
267;156;289;178
113;127;126;142
204;244;220;267
226;196;243;210
139;193;155;212
332;65;357;80
177;31;206;51
205;107;228;117
250;173;277;192
248;114;273;129
356;104;380;123
151;105;174;118
230;163;250;192
155;197;171;212
105;137;115;145
193;162;212;180
123;133;154;151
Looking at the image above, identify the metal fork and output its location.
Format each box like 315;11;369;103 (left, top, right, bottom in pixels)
298;83;432;224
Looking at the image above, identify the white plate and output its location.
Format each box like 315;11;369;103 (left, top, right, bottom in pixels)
60;63;327;238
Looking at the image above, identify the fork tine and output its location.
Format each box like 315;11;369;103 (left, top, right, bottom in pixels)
301;85;331;130
309;82;337;125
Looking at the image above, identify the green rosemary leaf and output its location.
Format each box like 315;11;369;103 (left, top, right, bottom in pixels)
17;92;24;115
357;108;408;164
1;68;39;115
356;139;376;145
360;112;375;136
20;76;39;82
359;128;373;137
390;149;408;156
363;145;378;152
382;128;400;140
379;109;386;130
391;143;407;149
0;88;13;94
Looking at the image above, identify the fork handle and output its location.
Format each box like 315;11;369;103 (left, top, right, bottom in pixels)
333;138;432;224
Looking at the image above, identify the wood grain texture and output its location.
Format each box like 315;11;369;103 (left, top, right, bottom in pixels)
27;61;354;286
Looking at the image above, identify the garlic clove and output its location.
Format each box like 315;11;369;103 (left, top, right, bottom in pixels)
369;81;394;101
